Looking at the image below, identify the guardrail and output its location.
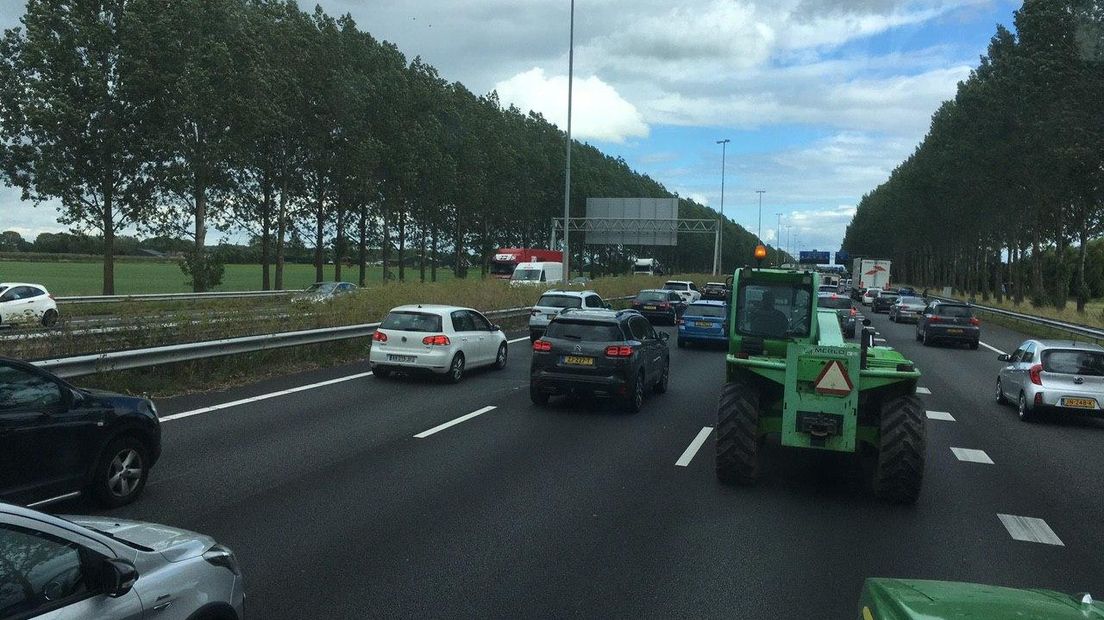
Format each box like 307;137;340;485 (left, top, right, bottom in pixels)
930;295;1104;341
57;290;292;304
31;297;635;378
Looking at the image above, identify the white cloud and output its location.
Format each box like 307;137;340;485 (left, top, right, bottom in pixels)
686;192;709;206
787;205;857;251
494;68;649;143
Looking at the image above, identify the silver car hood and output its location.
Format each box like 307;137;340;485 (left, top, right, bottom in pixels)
65;516;215;562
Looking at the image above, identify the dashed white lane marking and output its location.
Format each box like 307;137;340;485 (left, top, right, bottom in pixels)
916;387;932;395
997;514;1064;546
926;410;955;421
675;427;714;467
950;447;994;464
160;371;375;422
507;336;529;344
979;341;1007;355
414;405;497;438
874;338;887;343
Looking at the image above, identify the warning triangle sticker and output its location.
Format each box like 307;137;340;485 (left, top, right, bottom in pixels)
814;360;853;396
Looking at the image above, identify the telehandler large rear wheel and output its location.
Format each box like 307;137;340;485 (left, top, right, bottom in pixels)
872;394;925;503
715;378;760;485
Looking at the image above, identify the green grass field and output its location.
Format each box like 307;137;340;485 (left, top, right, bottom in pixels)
0;259;452;296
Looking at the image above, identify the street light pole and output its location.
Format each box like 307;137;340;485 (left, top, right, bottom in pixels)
714;138;730;275
775;212;782;265
755;190;765;242
562;0;575;278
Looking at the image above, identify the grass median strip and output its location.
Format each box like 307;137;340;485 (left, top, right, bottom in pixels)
414;406;497;439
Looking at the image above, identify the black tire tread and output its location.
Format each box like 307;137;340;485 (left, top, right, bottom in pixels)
715;378;759;485
872;394;925;504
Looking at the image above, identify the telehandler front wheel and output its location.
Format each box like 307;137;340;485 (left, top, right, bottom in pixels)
872;394;925;504
715;378;759;485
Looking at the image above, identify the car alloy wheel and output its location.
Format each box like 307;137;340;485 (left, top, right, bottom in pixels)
494;343;508;369
448;354;465;383
107;448;144;499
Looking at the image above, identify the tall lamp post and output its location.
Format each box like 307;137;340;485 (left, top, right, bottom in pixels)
714;138;730;275
755;190;766;242
562;0;575;278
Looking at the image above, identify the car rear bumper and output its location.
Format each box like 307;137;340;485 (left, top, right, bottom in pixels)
369;347;452;374
678;327;727;342
893;311;920;322
1026;386;1104;416
635;309;677;322
925;325;980;341
530;369;630;398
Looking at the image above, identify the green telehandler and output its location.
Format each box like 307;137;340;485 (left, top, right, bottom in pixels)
716;265;925;503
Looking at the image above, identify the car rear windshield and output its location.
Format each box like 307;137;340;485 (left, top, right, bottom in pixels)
380;311;442;332
545;320;623;341
536;295;582;309
636;291;667;302
305;282;338;293
663;283;688;290
818;285;837;293
899;296;924;305
1042;349;1104;376
935;304;972;317
686;304;726;318
818;295;851;310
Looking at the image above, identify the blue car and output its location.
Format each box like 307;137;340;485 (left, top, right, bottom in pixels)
677;300;728;347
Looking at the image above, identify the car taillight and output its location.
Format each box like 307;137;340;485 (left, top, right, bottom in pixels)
969;317;980;326
658;303;670;309
1029;364;1043;386
929;316;941;323
531;309;541;316
533;339;552;352
849;308;857;317
677;319;685;325
422;334;451;346
373;331;388;342
605;345;633;357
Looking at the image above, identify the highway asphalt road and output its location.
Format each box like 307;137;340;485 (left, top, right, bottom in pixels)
50;309;1104;618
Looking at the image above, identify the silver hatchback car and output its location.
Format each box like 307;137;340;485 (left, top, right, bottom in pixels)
0;502;244;619
996;339;1104;422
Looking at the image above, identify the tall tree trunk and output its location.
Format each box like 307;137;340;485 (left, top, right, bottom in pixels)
261;176;273;290
1031;229;1043;304
358;205;367;287
1077;224;1089;313
381;203;391;282
419;224;427;282
194;181;208;292
431;224;439;282
398;210;406;282
453;209;464;278
313;184;325;283
275;184;287;290
334;205;345;282
101;191;115;295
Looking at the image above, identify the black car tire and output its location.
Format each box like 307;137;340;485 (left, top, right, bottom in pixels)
921;330;931;346
374;366;392;379
493;343;508;370
1018;392;1038;422
445;353;465;384
872;394;925;504
530;384;549;406
623;370;645;413
970;340;979;350
41;309;58;327
91;435;151;508
654;361;669;394
715;378;759;485
995;378;1007;405
915;329;922;342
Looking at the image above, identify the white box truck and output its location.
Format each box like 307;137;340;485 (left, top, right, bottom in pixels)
852;259;892;295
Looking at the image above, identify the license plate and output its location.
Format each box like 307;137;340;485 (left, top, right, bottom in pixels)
643;305;656;310
563;355;594;366
695;321;713;327
388;354;416;363
946;328;963;334
1062;397;1096;409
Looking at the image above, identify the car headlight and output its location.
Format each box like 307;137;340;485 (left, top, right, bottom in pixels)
203;544;241;576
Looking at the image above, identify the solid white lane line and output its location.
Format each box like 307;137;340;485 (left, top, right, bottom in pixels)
997;514;1064;546
160;371;375;422
979;341;1007;355
926;410;955;421
414;405;497;438
950;447;994;464
916;387;932;395
874;338;887;343
507;336;529;343
26;491;82;508
675;427;714;467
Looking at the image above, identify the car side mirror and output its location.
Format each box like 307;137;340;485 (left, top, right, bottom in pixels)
490;324;501;332
99;558;138;598
997;353;1010;362
604;303;612;309
862;318;872;326
658;332;670;342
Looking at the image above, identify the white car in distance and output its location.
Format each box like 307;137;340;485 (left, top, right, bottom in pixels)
369;305;508;382
663;280;701;304
861;287;882;306
0;282;59;327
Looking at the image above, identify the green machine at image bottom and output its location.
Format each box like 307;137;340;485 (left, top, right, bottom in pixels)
716;266;924;503
859;578;1104;619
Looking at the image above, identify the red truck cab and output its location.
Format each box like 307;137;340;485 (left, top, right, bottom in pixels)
491;248;563;279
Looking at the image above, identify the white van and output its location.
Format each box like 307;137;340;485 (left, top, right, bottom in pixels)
510;261;564;285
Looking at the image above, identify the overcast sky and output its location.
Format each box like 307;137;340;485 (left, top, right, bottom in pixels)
0;0;1019;254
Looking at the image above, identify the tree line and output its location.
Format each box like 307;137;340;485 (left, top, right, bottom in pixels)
0;0;777;294
842;0;1103;311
